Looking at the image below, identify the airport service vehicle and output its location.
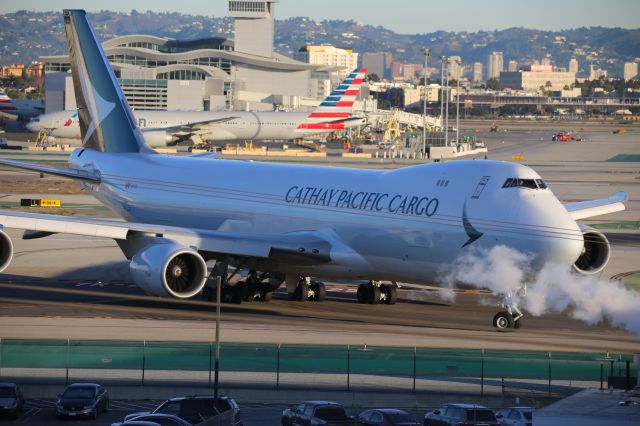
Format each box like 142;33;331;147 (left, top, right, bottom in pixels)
113;413;192;426
423;404;499;426
25;71;367;147
0;382;24;418
357;408;419;426
55;383;109;419
0;89;44;119
0;10;629;330
494;407;533;426
282;401;353;426
551;132;571;141
124;395;241;426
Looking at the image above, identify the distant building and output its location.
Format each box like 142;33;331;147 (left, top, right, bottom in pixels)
361;52;386;79
500;66;576;93
294;45;358;77
40;0;335;113
488;52;503;79
623;62;638;80
569;58;579;75
391;62;423;81
589;64;608;80
508;60;518;72
402;84;440;107
0;63;25;78
541;55;553;67
448;56;462;80
472;62;483;82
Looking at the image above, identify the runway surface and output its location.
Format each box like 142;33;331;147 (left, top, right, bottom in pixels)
1;121;639;354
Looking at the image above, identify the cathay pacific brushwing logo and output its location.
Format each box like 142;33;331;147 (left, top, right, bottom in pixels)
82;82;115;146
462;200;483;247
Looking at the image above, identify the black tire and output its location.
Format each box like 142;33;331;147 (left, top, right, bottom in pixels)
103;399;109;413
295;280;309;301
493;311;514;330
221;286;234;303
356;284;368;304
314;282;326;302
231;283;244;304
514;317;523;329
369;285;381;305
90;407;97;420
384;284;398;305
262;291;273;301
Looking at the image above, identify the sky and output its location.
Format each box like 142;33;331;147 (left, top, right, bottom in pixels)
1;0;639;34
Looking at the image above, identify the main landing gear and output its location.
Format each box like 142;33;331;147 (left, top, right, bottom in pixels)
492;286;526;330
286;276;326;302
202;262;282;304
356;281;397;305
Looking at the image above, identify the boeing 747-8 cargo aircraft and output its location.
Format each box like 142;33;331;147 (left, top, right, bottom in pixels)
26;70;368;147
0;10;627;330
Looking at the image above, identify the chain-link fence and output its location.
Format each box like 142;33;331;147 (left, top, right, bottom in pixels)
0;339;635;396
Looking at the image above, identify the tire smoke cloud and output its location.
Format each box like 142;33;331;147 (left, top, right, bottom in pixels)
441;245;640;334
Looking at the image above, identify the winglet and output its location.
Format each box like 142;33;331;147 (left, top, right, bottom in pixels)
63;9;148;153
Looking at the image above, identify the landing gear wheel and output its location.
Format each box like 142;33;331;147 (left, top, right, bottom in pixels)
357;284;368;304
514;318;523;329
294;280;309;301
382;284;397;305
493;311;514;330
230;283;244;304
368;285;381;305
313;282;326;302
262;291;273;302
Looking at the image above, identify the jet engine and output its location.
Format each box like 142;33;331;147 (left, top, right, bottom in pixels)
572;225;610;275
129;243;207;298
0;229;13;272
141;130;177;148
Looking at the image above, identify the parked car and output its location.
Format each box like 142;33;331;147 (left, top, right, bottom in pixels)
112;413;192;426
124;395;241;426
0;382;25;418
423;403;499;426
55;383;109;420
494;407;533;426
282;401;353;426
358;408;419;425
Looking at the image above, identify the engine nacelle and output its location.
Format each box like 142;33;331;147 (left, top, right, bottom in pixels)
0;229;13;273
572;225;610;275
141;130;176;148
130;243;207;298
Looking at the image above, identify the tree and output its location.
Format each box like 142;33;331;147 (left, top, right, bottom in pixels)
485;78;500;90
367;73;380;83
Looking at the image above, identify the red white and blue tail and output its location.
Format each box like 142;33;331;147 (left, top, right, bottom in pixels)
0;89;17;113
298;68;366;130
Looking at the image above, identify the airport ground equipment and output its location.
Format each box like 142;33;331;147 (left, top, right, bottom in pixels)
0;10;629;330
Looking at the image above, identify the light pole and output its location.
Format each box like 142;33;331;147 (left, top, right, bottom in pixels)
455;58;461;146
422;47;430;156
440;56;446;129
444;60;449;147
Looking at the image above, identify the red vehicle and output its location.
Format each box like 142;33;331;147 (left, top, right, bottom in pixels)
552;132;571;141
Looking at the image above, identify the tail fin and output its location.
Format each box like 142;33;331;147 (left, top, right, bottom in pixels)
63;9;146;153
306;67;367;122
0;89;18;113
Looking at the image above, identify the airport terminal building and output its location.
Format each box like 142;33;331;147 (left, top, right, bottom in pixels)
41;0;337;113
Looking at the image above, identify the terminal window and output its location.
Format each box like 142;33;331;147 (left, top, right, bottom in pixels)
229;1;266;12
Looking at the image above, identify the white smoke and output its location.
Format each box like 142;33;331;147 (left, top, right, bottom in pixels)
441;245;640;334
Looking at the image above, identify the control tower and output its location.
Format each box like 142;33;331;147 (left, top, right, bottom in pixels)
228;0;278;58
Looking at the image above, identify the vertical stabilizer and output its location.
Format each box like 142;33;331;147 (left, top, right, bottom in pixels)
306;68;367;121
63;9;147;153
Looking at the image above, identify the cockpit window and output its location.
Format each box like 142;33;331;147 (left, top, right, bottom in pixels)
502;178;547;189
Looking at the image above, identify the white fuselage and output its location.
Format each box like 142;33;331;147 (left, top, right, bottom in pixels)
69;149;584;284
28;110;364;142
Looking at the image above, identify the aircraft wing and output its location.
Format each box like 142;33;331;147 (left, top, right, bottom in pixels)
0;158;100;182
162;116;239;136
564;191;628;220
0;210;332;265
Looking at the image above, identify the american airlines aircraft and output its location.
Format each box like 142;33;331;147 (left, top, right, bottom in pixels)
25;70;368;147
0;10;628;330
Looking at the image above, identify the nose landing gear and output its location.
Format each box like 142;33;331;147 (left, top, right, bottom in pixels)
493;286;526;330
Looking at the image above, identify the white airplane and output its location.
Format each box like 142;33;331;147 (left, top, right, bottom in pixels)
0;89;44;119
25;70;368;147
0;10;628;330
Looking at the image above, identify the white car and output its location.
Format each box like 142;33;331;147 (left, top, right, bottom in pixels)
494;407;533;426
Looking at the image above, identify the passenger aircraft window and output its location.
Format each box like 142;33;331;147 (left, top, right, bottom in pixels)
536;179;548;189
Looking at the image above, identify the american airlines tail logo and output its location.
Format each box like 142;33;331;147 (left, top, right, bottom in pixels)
298;67;367;130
